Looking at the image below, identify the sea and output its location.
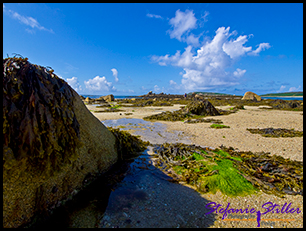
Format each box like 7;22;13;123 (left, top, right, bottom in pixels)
81;95;303;101
261;97;303;101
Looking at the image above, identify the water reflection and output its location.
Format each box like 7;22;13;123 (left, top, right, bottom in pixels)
102;118;192;144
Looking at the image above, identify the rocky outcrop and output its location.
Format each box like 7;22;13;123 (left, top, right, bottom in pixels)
185;100;220;116
3;57;118;228
102;94;115;102
95;96;107;103
241;91;262;101
84;96;93;103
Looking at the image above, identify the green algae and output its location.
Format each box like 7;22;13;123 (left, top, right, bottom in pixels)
153;143;257;197
153;143;303;197
210;124;230;129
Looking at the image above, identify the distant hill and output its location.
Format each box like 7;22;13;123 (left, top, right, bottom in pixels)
188;92;232;96
260;91;303;97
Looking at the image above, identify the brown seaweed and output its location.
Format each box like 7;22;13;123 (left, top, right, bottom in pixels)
152;143;303;197
3;57;81;175
107;127;150;161
247;128;303;137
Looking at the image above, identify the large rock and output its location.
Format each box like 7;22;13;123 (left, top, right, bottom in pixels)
102;94;115;102
241;91;262;101
185;100;220;116
3;57;118;228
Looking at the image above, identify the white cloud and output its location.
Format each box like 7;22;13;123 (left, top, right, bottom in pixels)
84;76;116;92
223;35;252;59
233;68;246;78
277;85;286;93
3;5;54;33
111;68;119;82
185;32;202;47
169;80;181;91
66;77;82;92
167;9;197;42
248;43;271;56
288;86;301;92
151;26;270;91
146;13;163;19
154;85;160;92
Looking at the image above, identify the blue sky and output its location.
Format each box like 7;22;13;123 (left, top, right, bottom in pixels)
3;3;303;96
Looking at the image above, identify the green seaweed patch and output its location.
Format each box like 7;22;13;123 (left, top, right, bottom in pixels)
210;124;230;129
152;143;302;197
247;128;303;137
153;143;257;197
197;158;256;197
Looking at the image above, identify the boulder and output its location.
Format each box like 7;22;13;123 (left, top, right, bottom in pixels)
3;57;118;228
84;96;95;104
241;91;262;101
95;96;107;102
94;96;110;106
102;94;115;102
185;100;220;116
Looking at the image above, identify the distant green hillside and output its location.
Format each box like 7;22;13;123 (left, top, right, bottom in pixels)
261;91;303;97
188;92;232;96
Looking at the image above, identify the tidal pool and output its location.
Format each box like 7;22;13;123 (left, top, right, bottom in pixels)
102;118;192;144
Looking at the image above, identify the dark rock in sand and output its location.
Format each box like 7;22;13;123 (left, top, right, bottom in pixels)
144;99;220;121
269;99;302;110
185;100;220;116
3;57;118;228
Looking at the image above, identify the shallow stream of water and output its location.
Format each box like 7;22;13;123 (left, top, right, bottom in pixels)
102;118;192;144
32;118;216;228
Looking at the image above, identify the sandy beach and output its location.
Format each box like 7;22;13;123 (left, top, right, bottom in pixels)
86;102;303;228
87;103;303;162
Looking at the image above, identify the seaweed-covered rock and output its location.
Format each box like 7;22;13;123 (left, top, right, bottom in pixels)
269;99;303;110
144;99;220;121
241;91;261;101
95;96;107;103
3;57;118;228
102;94;115;102
185;100;220;116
